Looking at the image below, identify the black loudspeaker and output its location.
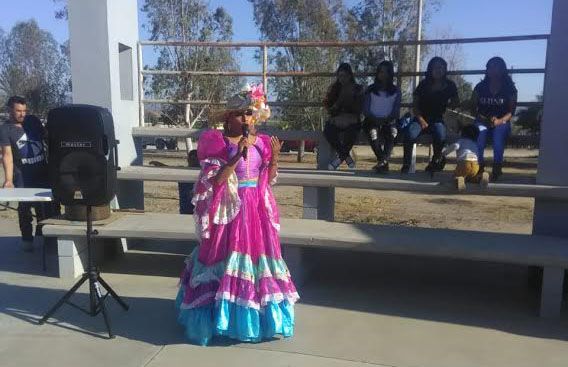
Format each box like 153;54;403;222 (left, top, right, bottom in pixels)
47;105;119;206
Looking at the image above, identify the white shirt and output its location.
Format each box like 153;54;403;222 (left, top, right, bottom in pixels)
442;138;479;162
369;91;397;118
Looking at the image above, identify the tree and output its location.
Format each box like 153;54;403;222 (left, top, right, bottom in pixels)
0;20;70;117
425;27;473;111
52;0;68;20
142;0;240;127
516;95;542;133
343;0;441;95
248;0;345;130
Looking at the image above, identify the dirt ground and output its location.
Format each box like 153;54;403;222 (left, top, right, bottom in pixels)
0;146;537;234
142;145;536;235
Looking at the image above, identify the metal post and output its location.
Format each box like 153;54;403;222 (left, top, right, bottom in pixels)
413;0;423;91
137;42;145;127
262;44;268;93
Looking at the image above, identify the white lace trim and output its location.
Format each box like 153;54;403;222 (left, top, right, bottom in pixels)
192;158;241;240
264;189;280;232
180;291;217;309
215;291;300;309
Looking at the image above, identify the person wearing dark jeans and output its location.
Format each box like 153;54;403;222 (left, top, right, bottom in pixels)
362;61;401;173
402;57;459;174
178;149;198;214
323;63;363;170
471;56;517;181
1;96;59;251
323;121;361;167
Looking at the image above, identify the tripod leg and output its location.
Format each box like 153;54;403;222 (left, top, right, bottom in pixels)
95;283;115;339
98;276;129;310
39;274;89;324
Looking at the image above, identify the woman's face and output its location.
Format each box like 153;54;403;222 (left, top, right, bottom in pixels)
337;70;351;85
226;110;253;132
430;61;446;80
487;61;504;81
377;66;390;83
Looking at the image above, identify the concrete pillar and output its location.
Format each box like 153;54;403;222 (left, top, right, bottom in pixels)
62;0;142;277
68;0;143;210
315;138;335;221
533;0;568;317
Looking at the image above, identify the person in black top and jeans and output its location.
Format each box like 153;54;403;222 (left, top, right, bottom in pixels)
472;57;517;181
323;63;363;170
0;96;59;252
402;57;460;174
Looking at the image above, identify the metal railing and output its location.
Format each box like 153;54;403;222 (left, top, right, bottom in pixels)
137;34;549;127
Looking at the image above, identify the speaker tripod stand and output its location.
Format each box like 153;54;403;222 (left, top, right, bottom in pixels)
39;205;129;339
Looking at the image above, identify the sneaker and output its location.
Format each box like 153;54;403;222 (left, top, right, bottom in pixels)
454;176;466;191
375;161;389;174
21;239;34;252
400;165;410;174
480;172;490;188
328;157;342;171
345;155;356;170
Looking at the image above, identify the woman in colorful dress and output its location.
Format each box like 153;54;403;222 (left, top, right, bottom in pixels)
176;84;299;346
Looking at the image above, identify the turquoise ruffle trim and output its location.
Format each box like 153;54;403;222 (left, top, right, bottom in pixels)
176;288;295;346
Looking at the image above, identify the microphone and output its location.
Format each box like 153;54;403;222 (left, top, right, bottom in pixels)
241;124;249;160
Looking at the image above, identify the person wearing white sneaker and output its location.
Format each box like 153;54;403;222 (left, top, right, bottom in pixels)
323;63;363;170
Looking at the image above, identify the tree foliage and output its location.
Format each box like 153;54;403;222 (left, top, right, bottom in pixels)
0;20;70;117
142;0;240;126
249;0;449;130
248;0;345;130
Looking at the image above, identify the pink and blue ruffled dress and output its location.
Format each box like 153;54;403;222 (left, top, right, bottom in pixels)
176;130;299;345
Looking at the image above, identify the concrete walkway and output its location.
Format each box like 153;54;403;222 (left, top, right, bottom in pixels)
1;217;568;367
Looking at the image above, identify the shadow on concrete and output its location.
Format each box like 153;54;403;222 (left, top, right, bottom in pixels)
0;236;60;277
0;282;186;345
299;248;568;342
3;233;568;345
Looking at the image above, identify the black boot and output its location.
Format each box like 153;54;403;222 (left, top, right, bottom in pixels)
425;156;446;173
491;163;503;181
375;160;389;174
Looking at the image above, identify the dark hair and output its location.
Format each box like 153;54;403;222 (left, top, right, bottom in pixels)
424;57;448;82
336;62;355;83
371;60;397;96
325;62;357;108
187;149;199;167
7;95;26;109
482;56;515;92
461;124;479;141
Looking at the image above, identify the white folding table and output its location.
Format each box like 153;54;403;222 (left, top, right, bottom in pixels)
0;188;53;202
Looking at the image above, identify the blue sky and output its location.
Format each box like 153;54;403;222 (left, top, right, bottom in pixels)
0;0;553;101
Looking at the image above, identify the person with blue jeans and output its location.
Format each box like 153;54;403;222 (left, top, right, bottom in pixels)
402;57;459;174
471;57;517;181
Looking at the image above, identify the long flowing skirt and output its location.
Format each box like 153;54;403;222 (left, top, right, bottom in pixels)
176;186;299;345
